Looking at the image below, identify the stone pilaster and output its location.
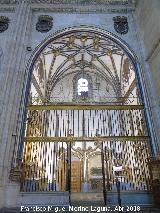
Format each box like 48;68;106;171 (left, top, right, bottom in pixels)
131;11;160;156
0;0;32;208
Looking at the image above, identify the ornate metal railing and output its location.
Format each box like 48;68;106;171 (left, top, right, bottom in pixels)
24;105;148;138
102;140;151;192
20;141;71;192
19;138;151;193
10;105;151;193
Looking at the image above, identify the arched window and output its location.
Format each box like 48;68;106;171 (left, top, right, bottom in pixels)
73;73;93;100
77;78;88;98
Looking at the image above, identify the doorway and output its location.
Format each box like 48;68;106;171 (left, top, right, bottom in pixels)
70;141;103;193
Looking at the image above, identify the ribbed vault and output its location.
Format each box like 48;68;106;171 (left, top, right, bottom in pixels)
30;28;140;105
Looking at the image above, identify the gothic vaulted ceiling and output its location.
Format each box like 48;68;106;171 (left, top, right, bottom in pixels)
30;28;141;105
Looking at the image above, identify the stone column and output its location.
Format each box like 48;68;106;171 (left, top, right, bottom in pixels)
0;0;32;208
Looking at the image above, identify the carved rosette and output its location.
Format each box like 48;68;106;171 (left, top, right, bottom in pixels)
113;16;129;35
0;16;9;33
36;15;53;33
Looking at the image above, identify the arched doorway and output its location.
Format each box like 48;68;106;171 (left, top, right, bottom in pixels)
12;26;153;205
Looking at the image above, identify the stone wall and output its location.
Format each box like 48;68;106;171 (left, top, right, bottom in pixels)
136;0;160;104
136;0;160;153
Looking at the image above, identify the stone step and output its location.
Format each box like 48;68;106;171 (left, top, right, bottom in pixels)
71;192;104;201
70;192;105;206
71;200;105;206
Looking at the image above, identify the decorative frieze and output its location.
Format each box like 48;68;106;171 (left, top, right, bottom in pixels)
32;7;135;13
0;0;136;4
0;0;136;13
0;0;17;3
31;0;135;5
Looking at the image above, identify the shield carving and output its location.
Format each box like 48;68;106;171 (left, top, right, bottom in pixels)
36;15;53;33
0;16;9;33
113;16;129;35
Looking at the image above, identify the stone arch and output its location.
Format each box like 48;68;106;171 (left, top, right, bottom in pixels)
20;26;156;155
25;26;146;104
10;26;158;198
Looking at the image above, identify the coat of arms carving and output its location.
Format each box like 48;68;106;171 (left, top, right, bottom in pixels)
36;15;53;33
0;16;9;33
113;16;129;35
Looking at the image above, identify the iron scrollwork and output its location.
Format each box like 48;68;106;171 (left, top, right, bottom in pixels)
113;16;129;35
36;15;53;33
0;16;9;33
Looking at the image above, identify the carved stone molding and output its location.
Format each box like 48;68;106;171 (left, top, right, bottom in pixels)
30;0;136;5
31;1;135;13
32;7;135;13
0;0;136;4
0;0;17;3
0;0;136;13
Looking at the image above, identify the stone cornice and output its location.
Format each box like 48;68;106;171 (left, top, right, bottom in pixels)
0;0;136;13
30;0;135;5
0;0;17;3
32;5;135;13
0;0;136;5
0;6;15;12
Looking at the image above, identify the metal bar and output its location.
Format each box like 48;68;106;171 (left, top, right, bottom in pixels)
69;141;71;204
105;146;110;191
24;136;149;142
101;142;107;205
116;178;122;207
27;104;144;111
123;78;136;101
66;141;71;204
66;144;69;191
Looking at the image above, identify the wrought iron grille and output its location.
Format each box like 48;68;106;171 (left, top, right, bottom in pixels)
18;106;151;192
24;107;147;138
20;141;70;192
102;140;151;192
10;28;152;194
